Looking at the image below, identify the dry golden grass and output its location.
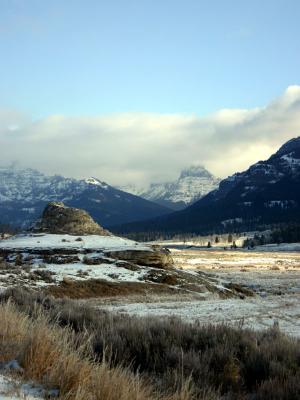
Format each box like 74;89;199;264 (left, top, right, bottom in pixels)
46;278;177;299
0;300;30;362
0;301;199;400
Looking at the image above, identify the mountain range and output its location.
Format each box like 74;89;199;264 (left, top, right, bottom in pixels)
121;165;221;210
113;137;300;236
2;137;300;235
0;168;171;228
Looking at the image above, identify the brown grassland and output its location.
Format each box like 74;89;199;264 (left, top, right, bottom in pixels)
1;288;300;399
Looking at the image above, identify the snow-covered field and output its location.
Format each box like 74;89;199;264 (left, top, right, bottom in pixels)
99;246;300;337
0;233;149;252
0;234;152;289
155;239;300;252
103;295;300;337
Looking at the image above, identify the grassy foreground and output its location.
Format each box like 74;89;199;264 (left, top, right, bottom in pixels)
0;301;196;400
1;289;300;399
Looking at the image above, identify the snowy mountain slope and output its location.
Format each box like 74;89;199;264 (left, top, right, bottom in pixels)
122;165;221;210
208;136;300;203
114;136;300;235
0;167;171;228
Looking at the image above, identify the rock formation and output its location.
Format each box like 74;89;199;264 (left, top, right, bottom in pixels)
0;202;175;272
106;248;173;269
33;202;110;236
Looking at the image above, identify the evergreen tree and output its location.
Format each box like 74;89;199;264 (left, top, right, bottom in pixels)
227;233;233;243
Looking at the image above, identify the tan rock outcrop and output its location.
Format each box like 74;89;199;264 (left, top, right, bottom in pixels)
33;202;110;236
105;247;173;269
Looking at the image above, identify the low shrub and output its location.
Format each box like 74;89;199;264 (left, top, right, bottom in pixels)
0;301;180;400
1;288;300;399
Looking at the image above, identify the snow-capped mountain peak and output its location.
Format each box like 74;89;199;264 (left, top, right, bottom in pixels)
179;165;214;179
208;136;300;203
85;177;109;189
276;136;300;157
121;165;221;210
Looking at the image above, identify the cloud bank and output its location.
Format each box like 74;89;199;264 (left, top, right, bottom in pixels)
1;86;300;187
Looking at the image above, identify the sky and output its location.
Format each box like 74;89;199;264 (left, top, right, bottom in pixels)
0;0;300;187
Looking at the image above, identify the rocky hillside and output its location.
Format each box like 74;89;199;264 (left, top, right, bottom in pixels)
0;202;174;290
122;165;221;210
0;202;256;303
113;136;300;235
0;167;171;228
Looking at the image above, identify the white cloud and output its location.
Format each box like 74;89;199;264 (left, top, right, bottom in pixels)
0;86;300;187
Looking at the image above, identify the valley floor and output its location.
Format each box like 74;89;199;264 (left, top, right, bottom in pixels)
0;234;299;338
96;247;300;337
1;239;300;399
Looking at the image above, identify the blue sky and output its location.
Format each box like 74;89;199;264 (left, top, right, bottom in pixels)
1;0;300;118
0;1;300;186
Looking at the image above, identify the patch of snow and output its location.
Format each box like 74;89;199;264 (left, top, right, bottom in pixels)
85;177;109;189
256;242;300;252
0;373;56;399
0;234;151;252
221;218;243;226
21;208;35;214
264;200;297;208
280;153;300;168
35;260;147;285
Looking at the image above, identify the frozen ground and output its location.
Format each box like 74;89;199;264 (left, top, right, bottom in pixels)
99;246;300;337
103;295;300;337
0;234;233;297
0;375;47;399
173;248;300;296
0;360;58;399
0;234;152;289
0;233;149;251
154;237;300;252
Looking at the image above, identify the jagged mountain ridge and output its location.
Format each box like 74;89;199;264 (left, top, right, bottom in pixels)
0;167;171;228
113;137;300;235
122;165;221;210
